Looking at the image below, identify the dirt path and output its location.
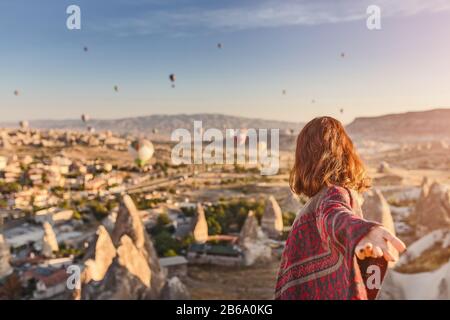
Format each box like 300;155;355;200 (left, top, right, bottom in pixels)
184;260;280;300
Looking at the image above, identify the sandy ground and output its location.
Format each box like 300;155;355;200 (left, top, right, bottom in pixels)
185;260;280;300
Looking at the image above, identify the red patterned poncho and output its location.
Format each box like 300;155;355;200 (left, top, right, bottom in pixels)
275;185;388;300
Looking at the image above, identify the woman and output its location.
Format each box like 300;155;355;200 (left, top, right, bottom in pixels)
275;117;406;300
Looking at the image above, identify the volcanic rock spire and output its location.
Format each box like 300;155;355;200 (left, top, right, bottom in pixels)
261;196;284;239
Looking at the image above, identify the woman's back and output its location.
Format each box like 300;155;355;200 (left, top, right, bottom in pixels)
275;185;385;300
277;116;405;300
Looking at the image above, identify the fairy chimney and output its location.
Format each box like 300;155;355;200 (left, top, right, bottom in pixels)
261;196;284;239
79;195;167;300
281;192;302;214
0;233;13;280
420;176;431;199
192;203;209;244
362;189;396;236
82;225;117;284
239;211;259;243
414;181;450;235
111;195;166;298
42;222;59;258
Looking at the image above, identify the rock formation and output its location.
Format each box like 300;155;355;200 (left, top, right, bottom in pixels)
413;179;450;235
379;230;450;300
377;161;391;173
192;203;208;244
362;189;398;267
0;132;11;150
281;192;302;215
419;176;431;199
42;222;59;258
0;233;13;280
261;196;283;239
79;195;170;300
111;195;147;249
362;189;396;235
239;211;259;243
396;230;448;267
239;211;272;266
102;212;117;233
116;235;151;287
161;277;190;300
83;226;117;283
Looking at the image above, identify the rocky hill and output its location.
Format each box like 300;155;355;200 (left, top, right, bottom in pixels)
347;108;450;142
3;114;304;138
3;109;449;143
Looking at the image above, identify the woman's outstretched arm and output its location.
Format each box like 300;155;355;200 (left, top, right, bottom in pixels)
316;186;406;260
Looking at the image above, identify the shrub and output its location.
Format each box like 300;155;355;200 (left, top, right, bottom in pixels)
164;249;177;257
153;231;180;257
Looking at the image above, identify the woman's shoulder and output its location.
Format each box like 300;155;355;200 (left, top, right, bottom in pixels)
321;185;353;205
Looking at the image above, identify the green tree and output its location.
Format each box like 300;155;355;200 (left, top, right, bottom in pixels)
153;231;180;257
164;249;177;257
157;213;171;226
207;216;222;235
88;200;109;221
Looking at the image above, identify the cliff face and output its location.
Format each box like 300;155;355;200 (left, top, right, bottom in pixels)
347;108;450;141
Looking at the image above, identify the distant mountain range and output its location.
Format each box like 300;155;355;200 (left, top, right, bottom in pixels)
347;108;450;141
1;108;449;142
2;113;305;138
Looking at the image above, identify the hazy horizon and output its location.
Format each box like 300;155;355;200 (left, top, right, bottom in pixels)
1;106;449;127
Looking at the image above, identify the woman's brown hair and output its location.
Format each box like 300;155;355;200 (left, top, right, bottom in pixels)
289;116;370;197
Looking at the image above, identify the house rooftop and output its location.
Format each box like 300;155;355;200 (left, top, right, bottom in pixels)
159;256;188;267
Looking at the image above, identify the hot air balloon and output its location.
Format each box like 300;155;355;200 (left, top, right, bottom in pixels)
340;52;345;58
19;120;29;130
169;74;176;88
129;139;155;167
311;99;316;104
83;46;88;52
217;43;222;49
114;85;119;92
282;90;286;95
340;108;344;114
81;114;90;123
13;90;19;96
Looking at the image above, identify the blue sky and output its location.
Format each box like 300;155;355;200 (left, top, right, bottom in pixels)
1;0;450;124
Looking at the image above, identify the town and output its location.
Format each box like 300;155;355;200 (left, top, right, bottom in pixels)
0;125;299;299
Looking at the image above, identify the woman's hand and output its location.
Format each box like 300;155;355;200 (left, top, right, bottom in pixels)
355;226;406;262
